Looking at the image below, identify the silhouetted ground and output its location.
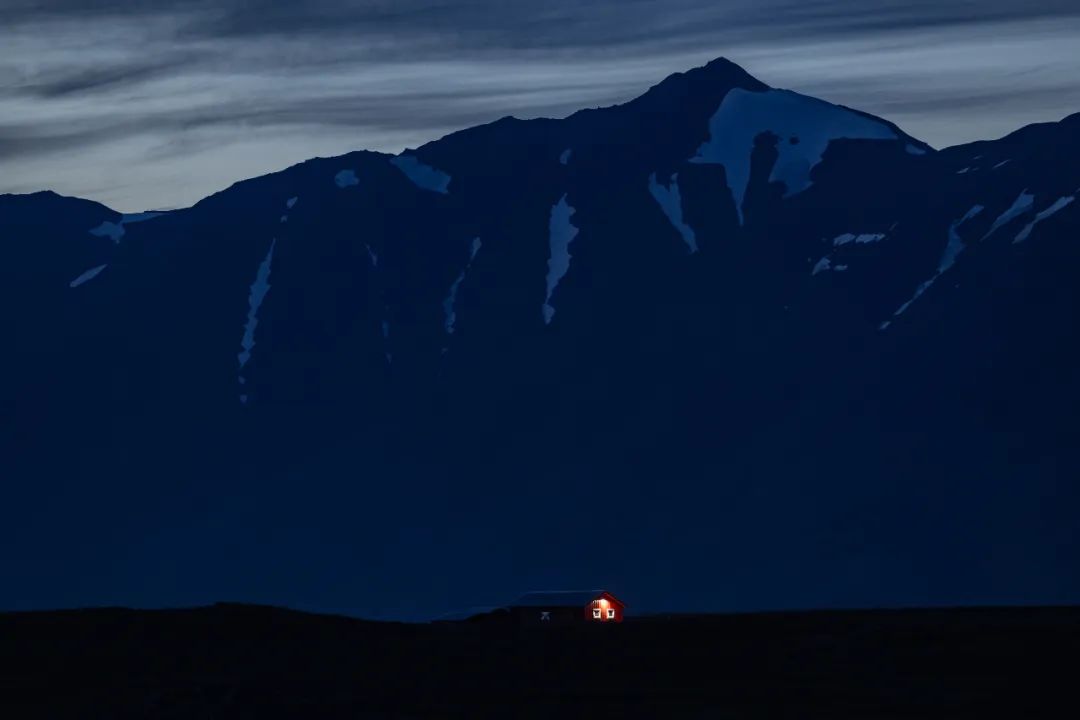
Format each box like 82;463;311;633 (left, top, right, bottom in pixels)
1;604;1076;718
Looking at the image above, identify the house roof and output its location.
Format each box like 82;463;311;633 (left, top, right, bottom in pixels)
509;590;622;608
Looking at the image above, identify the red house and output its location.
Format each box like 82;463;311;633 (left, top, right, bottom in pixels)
507;590;625;625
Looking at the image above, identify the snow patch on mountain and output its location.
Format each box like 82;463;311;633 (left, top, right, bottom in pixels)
237;239;276;399
365;244;378;268
833;232;886;247
993;159;1011;170
69;264;108;288
881;205;983;330
905;144;927;156
90;211;166;241
335;169;359;188
648;172;698;254
381;317;392;365
812;256;832;275
940;205;984;270
560;148;572;165
443;275;466;335
812;233;885;276
982;190;1034;241
391;154;451;194
1014;196;1075;243
88;221;125;242
443;237;483;335
279;197;297;224
689;88;898;225
543;194;580;325
956;167;972;175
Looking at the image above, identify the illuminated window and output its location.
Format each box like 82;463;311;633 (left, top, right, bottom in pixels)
592;608;602;619
606;608;616;619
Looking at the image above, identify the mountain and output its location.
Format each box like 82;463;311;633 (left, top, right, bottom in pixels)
2;58;1078;619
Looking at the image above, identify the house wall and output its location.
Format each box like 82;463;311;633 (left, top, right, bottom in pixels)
510;606;584;626
587;596;624;623
509;597;625;626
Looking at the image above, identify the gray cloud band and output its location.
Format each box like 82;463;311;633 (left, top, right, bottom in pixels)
5;1;1078;42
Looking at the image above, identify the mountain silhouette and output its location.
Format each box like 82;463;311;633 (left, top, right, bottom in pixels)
2;58;1078;620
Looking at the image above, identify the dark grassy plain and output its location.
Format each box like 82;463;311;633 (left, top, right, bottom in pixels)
1;603;1076;718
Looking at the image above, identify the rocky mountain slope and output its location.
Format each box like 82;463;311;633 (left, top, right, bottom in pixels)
3;58;1078;618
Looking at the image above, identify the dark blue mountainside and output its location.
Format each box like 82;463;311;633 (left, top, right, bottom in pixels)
3;58;1078;620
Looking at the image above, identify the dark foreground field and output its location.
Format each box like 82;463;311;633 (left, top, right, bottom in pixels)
1;604;1077;719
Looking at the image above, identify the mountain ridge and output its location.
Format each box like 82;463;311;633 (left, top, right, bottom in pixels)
2;56;1079;620
17;57;1080;215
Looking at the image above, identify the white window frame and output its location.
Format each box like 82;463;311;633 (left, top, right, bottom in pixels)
592;607;602;619
606;608;616;619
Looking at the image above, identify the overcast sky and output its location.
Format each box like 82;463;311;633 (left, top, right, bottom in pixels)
3;0;1079;212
